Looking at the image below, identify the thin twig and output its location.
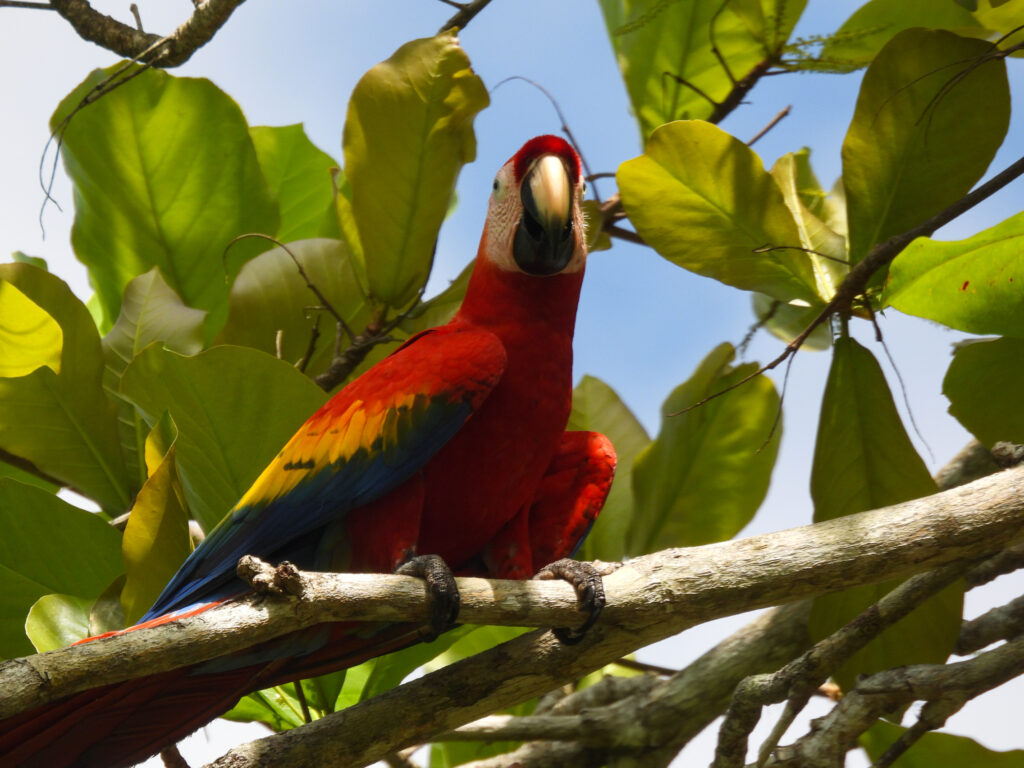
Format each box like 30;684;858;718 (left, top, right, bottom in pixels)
0;0;55;7
491;76;602;204
747;106;791;146
438;0;493;32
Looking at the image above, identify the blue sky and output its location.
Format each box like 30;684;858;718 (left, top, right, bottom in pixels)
1;1;1022;764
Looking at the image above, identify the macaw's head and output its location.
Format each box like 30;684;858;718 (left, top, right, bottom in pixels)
482;135;587;277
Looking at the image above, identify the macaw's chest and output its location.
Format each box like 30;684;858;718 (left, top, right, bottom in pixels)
418;333;573;568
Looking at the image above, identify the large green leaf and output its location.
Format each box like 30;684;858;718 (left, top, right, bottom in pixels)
102;268;206;489
0;480;123;658
250;124;340;244
120;345;327;532
944;337;1024;446
810;337;961;692
884;210;1024;336
842;29;1010;265
631;343;780;554
0;264;129;511
861;720;1024;767
599;0;806;139
822;0;983;67
52;66;279;331
619;121;818;303
567;375;650;562
215;239;373;380
343;32;488;308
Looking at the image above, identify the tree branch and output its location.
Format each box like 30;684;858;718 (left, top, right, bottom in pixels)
957;593;1024;655
49;0;247;67
185;465;1024;767
4;467;1022;765
770;636;1024;768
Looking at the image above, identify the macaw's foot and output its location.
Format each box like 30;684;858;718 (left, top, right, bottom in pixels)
534;558;605;645
396;553;461;641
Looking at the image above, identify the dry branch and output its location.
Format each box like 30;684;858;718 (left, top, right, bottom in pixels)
49;0;247;67
3;467;1022;766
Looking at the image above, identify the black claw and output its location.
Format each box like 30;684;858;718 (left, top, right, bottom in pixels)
534;558;605;645
396;553;460;641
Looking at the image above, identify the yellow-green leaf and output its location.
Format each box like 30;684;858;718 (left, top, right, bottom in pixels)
0;278;62;377
884;210;1024;337
619;121;818;303
343;31;489;308
25;593;94;652
121;440;191;625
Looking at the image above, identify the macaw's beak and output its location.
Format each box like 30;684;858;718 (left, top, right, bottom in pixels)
513;154;576;276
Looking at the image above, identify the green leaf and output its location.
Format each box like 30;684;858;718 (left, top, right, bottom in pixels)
215;239;372;380
0;264;129;510
944;337;1024;445
0;479;123;658
343;31;489;308
883;210;1024;336
120;440;191;625
567;375;650;562
631;343;781;554
861;720;1024;767
120;345;327;532
52;66;279;331
810;337;961;692
102;268;206;489
822;0;983;67
842;29;1010;265
599;0;806;138
619;121;818;303
25;593;94;652
250;124;340;244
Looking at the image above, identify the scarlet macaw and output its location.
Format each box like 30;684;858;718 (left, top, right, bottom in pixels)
0;135;615;768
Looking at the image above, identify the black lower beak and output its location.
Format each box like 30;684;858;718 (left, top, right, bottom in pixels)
513;159;575;276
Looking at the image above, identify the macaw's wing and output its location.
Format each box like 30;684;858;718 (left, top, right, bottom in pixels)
141;326;506;622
